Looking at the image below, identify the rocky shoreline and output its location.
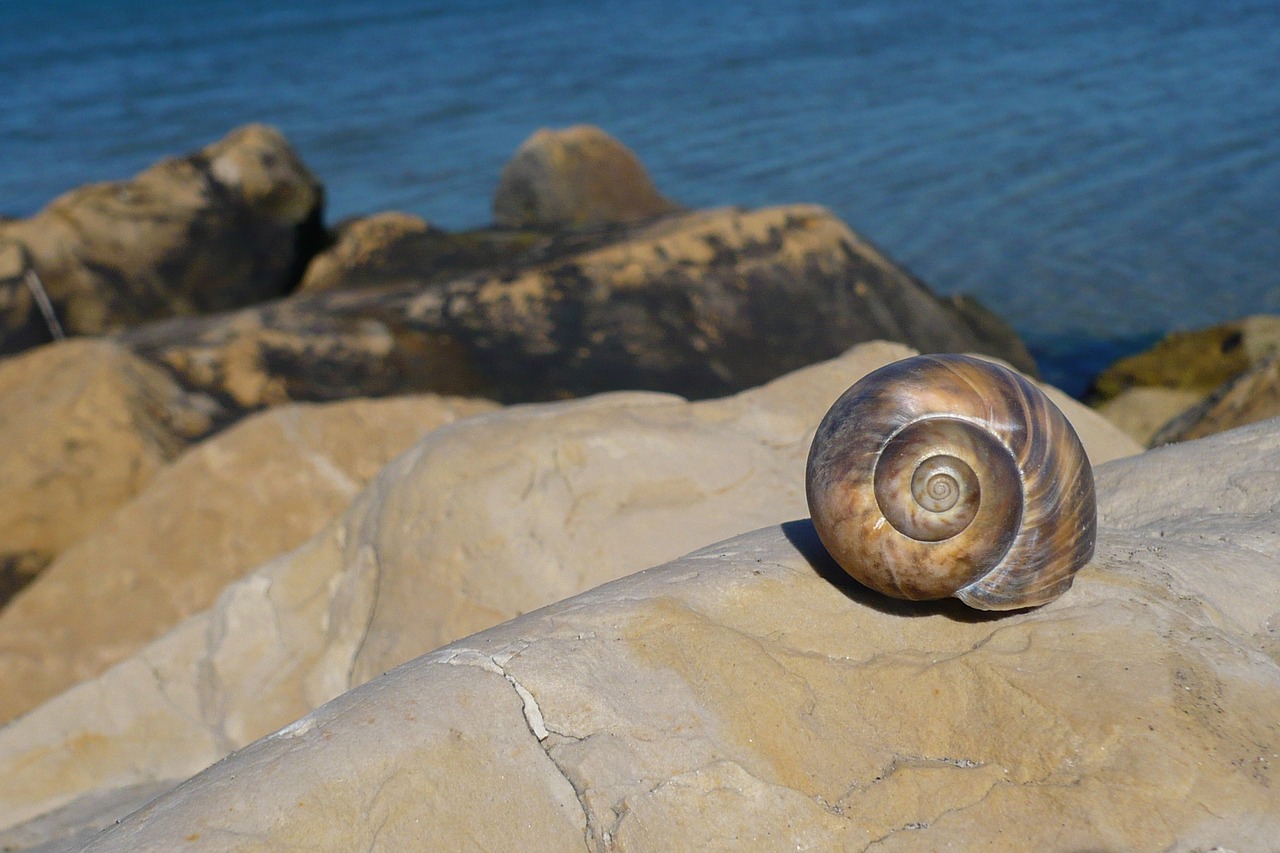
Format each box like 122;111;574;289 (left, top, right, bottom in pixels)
0;124;1042;597
0;125;1277;850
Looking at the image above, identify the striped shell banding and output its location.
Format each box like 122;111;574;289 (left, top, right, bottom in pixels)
805;354;1097;610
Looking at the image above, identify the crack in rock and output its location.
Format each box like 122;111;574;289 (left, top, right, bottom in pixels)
438;647;591;848
503;671;550;741
446;647;550;740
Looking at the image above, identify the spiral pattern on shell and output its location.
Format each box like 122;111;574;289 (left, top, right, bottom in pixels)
805;354;1097;610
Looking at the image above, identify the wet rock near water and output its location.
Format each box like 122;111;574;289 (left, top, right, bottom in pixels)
1091;315;1280;446
1150;348;1280;445
1089;314;1280;403
0;121;1038;418
0;125;324;353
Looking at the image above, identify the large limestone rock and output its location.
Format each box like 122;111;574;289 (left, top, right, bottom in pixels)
0;393;498;724
0;125;323;352
493;125;679;228
0;339;215;602
22;418;1280;851
121;204;1037;409
0;343;1139;846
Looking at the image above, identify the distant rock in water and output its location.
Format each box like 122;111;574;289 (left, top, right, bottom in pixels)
1150;349;1280;445
1089;314;1280;403
493;125;680;228
0;124;324;353
1090;314;1280;445
120;204;1037;410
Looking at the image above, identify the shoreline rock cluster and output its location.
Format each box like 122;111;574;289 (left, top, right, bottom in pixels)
4;121;1271;450
0;123;1039;600
0;124;1277;850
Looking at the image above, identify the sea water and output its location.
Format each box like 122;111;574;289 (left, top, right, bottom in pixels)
3;0;1278;395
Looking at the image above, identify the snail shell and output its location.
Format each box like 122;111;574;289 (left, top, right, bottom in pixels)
805;354;1096;610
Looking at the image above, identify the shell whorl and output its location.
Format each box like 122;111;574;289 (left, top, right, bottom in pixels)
805;354;1096;610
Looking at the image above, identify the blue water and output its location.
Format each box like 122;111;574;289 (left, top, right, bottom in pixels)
4;0;1279;395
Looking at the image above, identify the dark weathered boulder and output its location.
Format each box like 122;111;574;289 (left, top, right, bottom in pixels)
0;125;324;353
493;125;680;228
119;204;1037;410
296;211;564;294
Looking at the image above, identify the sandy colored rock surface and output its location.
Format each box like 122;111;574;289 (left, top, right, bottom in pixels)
0;393;497;725
0;344;1139;846
1096;385;1203;446
493;125;679;228
0;125;323;352
45;418;1280;851
0;339;215;602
